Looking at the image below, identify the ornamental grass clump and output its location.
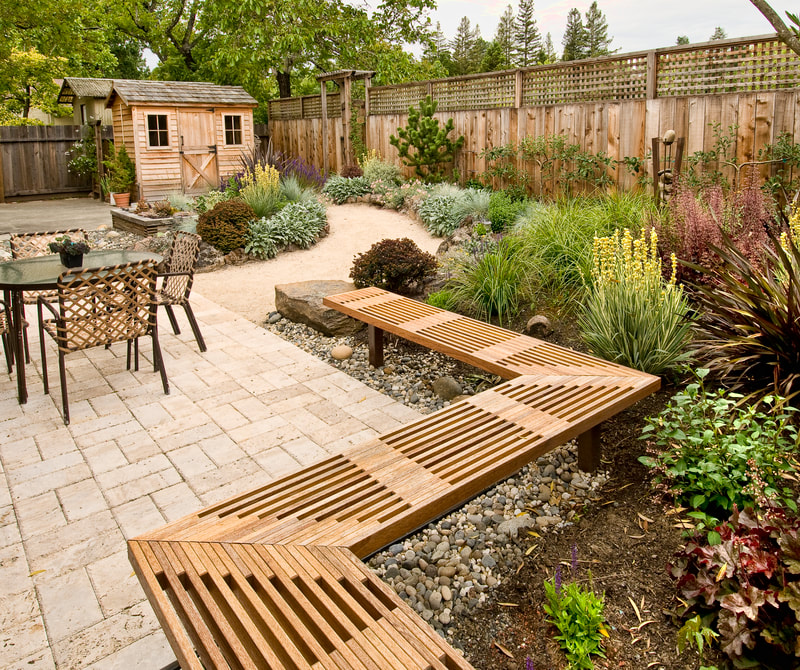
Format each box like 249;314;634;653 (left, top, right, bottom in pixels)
579;228;692;375
239;163;284;219
688;227;800;400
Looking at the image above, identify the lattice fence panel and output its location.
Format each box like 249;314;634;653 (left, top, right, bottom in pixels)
369;82;429;115
432;72;516;111
268;94;341;120
522;54;648;106
657;38;800;96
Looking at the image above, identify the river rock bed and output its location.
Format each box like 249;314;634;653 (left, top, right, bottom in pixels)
263;312;610;649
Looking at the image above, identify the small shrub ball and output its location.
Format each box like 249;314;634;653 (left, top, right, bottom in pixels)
196;199;256;253
350;238;437;295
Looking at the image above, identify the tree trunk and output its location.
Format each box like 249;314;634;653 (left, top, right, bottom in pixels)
277;70;291;99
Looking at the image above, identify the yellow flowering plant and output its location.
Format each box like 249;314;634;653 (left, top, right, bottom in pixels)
239;163;284;219
579;228;693;375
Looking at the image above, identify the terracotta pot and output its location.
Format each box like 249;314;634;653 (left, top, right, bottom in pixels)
59;252;83;268
113;192;131;208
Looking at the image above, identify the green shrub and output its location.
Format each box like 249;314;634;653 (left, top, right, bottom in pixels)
515;192;654;313
579;228;692;375
418;194;463;237
543;553;607;670
244;219;280;259
322;175;371;204
389;95;464;182
193;190;232;213
196;199;256;252
671;507;800;669
426;289;457;310
450;188;491;224
688;230;800;400
449;238;526;325
488;191;525;232
361;155;401;184
245;200;327;259
350;238;437;294
639;374;798;531
280;175;317;203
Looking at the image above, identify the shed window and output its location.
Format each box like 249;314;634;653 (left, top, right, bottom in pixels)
224;115;242;145
147;114;169;147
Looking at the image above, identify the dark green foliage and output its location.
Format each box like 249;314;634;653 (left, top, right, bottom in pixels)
640;375;798;530
562;8;587;61
350;238;437;294
389;96;465;183
196;199;256;253
487;191;524;232
671;507;800;668
687;232;800;400
103;142;136;193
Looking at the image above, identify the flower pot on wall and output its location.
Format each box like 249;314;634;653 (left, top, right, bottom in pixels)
113;192;131;208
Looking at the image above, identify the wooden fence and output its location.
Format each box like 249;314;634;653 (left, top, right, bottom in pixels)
268;34;800;186
0;125;95;201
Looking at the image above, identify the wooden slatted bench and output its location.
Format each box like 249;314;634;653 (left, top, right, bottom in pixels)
130;291;660;669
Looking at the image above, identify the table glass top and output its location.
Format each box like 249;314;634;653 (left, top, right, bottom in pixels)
0;250;162;290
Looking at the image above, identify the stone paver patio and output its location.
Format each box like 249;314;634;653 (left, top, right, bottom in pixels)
0;293;421;669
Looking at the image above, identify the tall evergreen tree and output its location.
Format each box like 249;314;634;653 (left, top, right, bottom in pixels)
514;0;541;67
541;32;558;63
481;41;507;71
495;5;515;66
584;1;614;56
450;17;482;75
561;8;587;61
709;26;727;40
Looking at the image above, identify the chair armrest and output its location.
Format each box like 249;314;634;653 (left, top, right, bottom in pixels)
37;296;59;320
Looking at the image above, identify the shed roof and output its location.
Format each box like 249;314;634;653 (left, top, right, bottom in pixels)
106;80;258;108
57;78;114;104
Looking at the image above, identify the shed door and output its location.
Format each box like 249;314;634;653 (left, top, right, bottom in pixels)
178;110;219;194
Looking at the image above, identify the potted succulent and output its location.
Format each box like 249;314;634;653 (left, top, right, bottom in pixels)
103;142;136;208
49;235;91;268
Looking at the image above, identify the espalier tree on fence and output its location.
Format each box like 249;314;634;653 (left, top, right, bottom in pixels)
390;95;465;183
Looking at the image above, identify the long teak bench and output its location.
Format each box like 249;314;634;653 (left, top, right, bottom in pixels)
130;289;660;669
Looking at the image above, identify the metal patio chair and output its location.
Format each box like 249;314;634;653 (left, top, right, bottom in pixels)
37;260;169;424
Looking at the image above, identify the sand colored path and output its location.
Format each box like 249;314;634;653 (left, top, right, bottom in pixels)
192;203;441;324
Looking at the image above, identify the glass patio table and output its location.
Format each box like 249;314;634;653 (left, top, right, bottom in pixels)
0;250;161;404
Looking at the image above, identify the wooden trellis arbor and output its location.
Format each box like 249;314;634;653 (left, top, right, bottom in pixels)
316;69;374;173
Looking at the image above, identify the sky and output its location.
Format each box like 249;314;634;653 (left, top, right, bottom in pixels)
427;0;797;53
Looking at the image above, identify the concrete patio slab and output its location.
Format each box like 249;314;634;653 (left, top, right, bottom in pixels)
0;292;421;670
0;198;113;236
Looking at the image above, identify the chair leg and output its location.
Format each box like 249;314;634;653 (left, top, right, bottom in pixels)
134;338;139;371
126;340;132;370
2;332;12;373
164;305;180;335
182;302;206;352
23;326;30;364
38;303;49;395
151;330;169;395
58;350;70;425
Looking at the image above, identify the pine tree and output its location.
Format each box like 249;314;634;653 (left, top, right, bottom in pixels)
709;26;727;40
450;17;482;75
541;32;558;63
562;8;587;61
676;35;690;45
514;0;542;67
584;1;614;57
481;41;507;71
495;5;516;66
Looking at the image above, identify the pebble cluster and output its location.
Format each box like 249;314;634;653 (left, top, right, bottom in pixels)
264;313;610;645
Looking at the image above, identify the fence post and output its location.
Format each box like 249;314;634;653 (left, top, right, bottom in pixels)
321;85;328;176
646;51;658;99
514;69;523;109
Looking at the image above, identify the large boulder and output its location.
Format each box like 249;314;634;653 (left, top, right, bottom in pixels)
275;280;366;336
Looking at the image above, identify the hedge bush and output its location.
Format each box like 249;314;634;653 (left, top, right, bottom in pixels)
196;199;256;252
350;238;437;294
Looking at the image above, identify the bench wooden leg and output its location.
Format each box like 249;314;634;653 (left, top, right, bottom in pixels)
577;424;602;472
368;324;384;368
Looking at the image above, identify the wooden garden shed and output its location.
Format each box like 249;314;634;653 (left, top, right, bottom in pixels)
105;80;258;202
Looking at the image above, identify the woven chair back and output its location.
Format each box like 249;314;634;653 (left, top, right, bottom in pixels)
10;229;88;259
161;231;200;304
55;261;157;353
